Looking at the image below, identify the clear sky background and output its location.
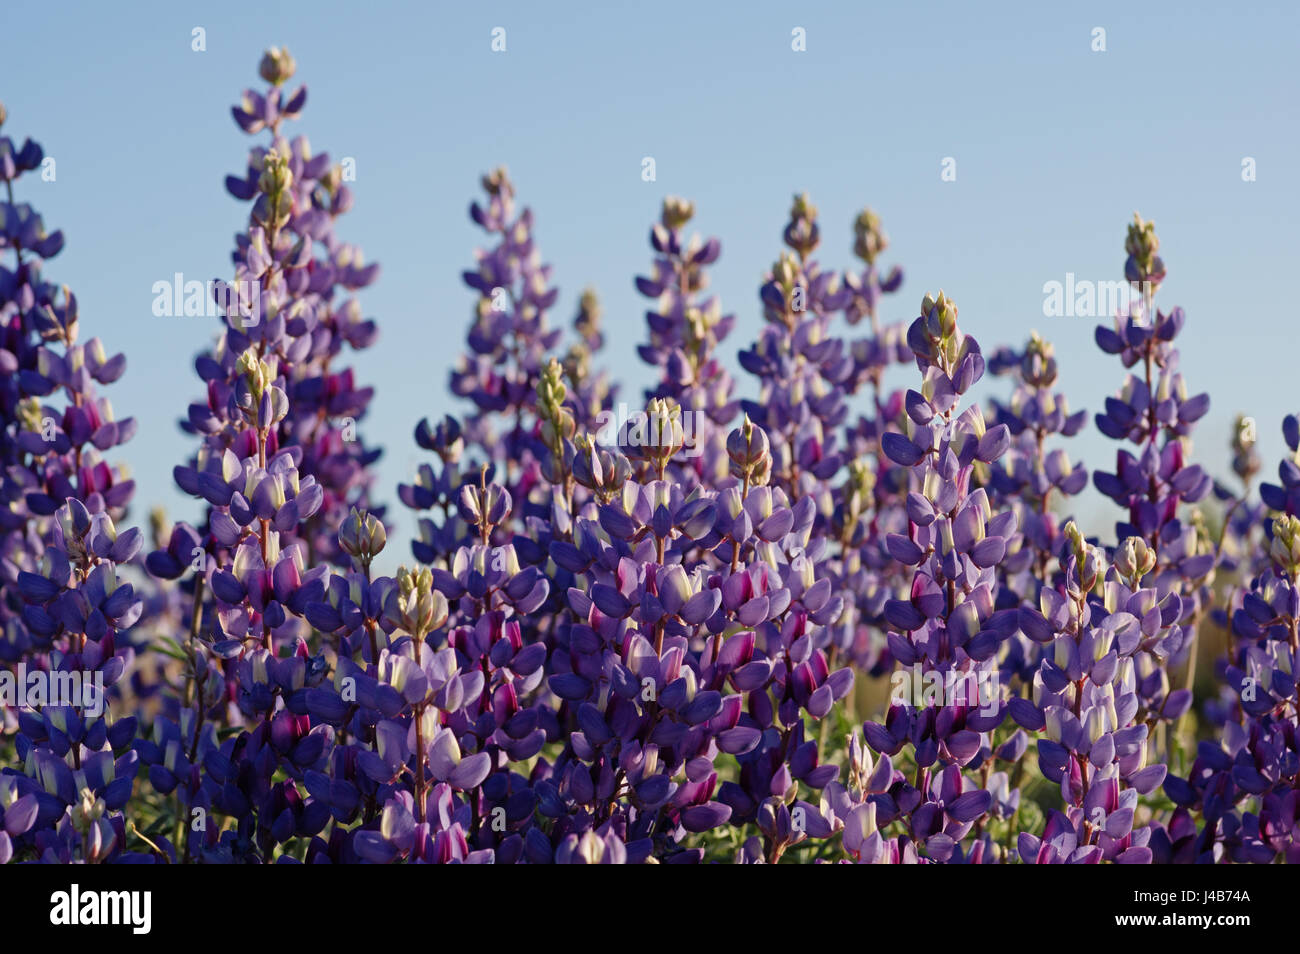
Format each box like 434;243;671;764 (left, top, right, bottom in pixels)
3;1;1297;571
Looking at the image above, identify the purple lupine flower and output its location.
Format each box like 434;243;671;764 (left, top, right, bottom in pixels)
1013;524;1179;864
738;194;854;500
634;197;739;487
562;288;618;434
987;333;1089;589
1090;215;1216;751
216;47;382;566
1092;216;1214;590
858;291;1017;861
740;196;907;678
984;334;1090;692
1161;422;1300;863
449;168;562;485
1;105;151;863
138;50;381;861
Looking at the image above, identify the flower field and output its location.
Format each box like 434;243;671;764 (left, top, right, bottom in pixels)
1;40;1295;871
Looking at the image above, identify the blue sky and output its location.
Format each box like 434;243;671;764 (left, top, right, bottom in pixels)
3;1;1297;569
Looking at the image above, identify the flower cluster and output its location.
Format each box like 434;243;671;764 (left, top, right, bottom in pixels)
1092;215;1215;607
1162;423;1300;863
1012;525;1180;863
133;51;382;862
634;197;738;487
1;105;147;863
2;56;1291;867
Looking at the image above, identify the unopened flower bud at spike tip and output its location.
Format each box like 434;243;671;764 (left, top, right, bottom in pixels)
259;47;297;86
1271;515;1300;577
235;348;271;403
1123;211;1165;290
790;192;817;222
727;415;772;485
258;148;293;195
339;507;386;564
1114;536;1157;584
853;206;889;264
482;166;513;198
661;196;695;230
